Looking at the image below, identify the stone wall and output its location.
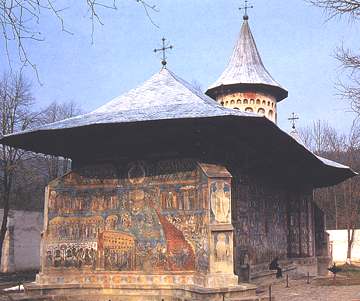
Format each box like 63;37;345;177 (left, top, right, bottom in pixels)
230;170;316;280
0;209;43;272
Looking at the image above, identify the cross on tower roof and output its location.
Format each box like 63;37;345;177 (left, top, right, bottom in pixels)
288;112;299;130
239;0;254;20
154;37;173;68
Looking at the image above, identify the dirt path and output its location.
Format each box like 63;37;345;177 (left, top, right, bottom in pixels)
258;279;360;301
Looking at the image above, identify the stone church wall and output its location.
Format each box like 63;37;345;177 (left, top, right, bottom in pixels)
38;158;239;290
230;169;316;279
32;157;324;288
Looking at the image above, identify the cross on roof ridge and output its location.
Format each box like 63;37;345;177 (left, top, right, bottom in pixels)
288;112;299;130
239;0;254;20
154;37;173;68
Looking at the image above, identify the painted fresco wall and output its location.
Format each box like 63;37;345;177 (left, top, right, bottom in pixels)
43;159;212;274
39;157;321;285
287;194;315;259
230;170;316;279
41;159;236;284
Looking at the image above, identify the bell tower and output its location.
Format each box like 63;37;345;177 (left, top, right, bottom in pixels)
206;10;288;123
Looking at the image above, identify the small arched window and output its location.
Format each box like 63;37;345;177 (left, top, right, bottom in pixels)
243;99;248;104
258;108;265;116
262;100;266;105
226;101;229;105
250;99;255;105
267;101;271;106
268;110;274;118
256;99;260;105
220;101;224;106
237;99;241;104
231;99;235;104
271;102;274;108
245;107;253;112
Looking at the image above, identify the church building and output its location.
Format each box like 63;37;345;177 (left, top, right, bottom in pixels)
0;9;356;301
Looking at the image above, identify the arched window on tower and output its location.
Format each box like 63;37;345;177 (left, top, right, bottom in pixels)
262;100;266;105
250;99;254;105
243;99;248;104
267;101;271;106
220;101;224;106
245;107;253;113
237;99;241;104
268;110;274;118
256;99;260;105
231;99;235;104
257;108;265;116
226;101;229;105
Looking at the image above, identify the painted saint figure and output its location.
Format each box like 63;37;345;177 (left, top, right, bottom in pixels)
215;233;229;262
211;182;230;223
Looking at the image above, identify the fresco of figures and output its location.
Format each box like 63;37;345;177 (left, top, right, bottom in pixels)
44;160;210;273
231;173;315;276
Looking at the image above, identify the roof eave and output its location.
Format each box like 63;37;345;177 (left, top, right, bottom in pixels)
205;82;288;102
0;114;355;188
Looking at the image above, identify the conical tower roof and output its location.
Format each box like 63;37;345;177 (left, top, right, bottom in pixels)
206;19;288;101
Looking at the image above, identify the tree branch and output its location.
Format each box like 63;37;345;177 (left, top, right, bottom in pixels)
307;0;360;20
0;0;159;80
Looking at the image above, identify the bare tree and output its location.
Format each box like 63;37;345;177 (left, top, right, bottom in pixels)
298;120;335;154
340;176;360;263
0;75;84;262
0;72;40;263
335;47;360;114
298;125;314;149
301;120;360;263
307;1;360;116
341;122;360;263
313;120;331;154
42;101;82;180
307;0;360;20
0;0;158;79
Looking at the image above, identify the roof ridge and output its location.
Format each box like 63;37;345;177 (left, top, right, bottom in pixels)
164;69;226;109
6;69;237;137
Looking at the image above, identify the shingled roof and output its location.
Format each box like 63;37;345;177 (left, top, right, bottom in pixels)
0;68;356;187
13;68;256;133
206;19;288;101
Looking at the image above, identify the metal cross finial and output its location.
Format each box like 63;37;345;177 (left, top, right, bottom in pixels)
288;112;299;130
239;0;254;20
154;37;173;68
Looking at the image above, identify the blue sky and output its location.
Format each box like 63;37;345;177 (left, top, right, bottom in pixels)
1;0;358;133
